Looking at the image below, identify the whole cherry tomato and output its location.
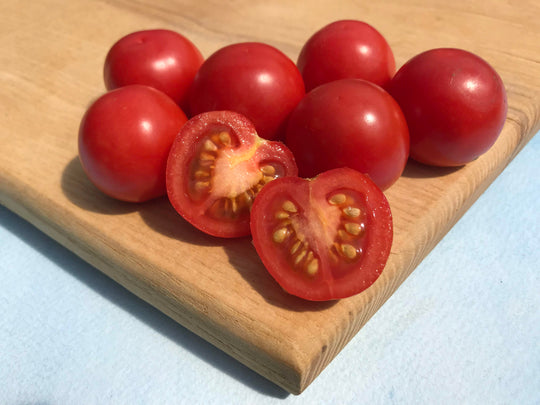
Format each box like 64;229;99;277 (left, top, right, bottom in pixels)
187;42;305;141
387;48;507;167
103;29;204;110
250;167;393;301
166;111;298;238
285;79;409;191
78;85;188;202
297;20;396;92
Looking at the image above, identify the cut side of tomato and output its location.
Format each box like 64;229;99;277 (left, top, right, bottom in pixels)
250;168;393;301
166;111;298;238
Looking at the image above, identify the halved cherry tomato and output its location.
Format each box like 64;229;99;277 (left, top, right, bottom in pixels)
250;168;393;301
166;111;298;238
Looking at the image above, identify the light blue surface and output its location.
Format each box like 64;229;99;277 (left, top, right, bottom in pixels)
1;134;539;404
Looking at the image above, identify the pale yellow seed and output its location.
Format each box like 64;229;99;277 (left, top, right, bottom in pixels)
203;139;218;152
260;165;276;176
345;222;362;236
230;197;238;214
343;206;361;218
194;170;210;180
194;181;209;191
262;175;275;183
218;132;231;146
306;259;319;276
273;228;289;243
294;249;307;265
341;244;357;259
329;193;347;205
282;200;297;213
199;152;216;161
290;240;302;254
275;211;289;220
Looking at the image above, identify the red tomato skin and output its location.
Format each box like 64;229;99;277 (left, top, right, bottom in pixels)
104;29;204;110
285;79;409;190
250;168;393;301
297;20;395;92
166;111;298;238
78;85;188;202
187;42;305;141
387;48;507;167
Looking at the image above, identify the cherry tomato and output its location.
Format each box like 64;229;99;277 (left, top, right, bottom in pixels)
166;111;298;238
78;85;188;202
387;48;507;167
285;79;409;190
297;20;395;92
104;29;204;110
250;168;393;301
187;42;305;141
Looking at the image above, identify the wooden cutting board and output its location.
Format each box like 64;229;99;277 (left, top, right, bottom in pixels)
1;0;539;394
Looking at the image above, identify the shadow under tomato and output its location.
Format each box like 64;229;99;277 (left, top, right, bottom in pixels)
222;240;337;312
400;159;463;179
61;156;140;215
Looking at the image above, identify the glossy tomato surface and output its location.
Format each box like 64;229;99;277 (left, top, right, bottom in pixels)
285;79;409;190
187;42;305;141
78;85;188;202
104;29;204;110
387;48;507;167
166;111;298;238
297;20;395;92
250;168;393;301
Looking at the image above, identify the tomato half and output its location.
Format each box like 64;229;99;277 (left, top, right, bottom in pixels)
104;29;204;110
297;20;396;92
387;48;507;167
187;42;305;141
78;85;188;202
166;111;298;238
285;79;409;190
250;168;393;301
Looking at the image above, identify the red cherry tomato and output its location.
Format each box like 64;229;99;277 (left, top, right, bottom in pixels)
104;29;204;110
297;20;395;92
387;48;507;167
78;85;188;202
166;111;298;238
285;79;409;190
188;42;305;141
250;168;393;301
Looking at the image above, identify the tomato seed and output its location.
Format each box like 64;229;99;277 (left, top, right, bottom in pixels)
217;131;231;146
306;258;319;276
273;227;289;243
343;206;361;218
341;244;357;259
203;139;218;152
282;200;297;213
345;222;363;235
329;193;347;205
260;165;276;176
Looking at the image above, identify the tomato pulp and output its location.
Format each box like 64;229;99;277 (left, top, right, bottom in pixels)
250;168;393;301
166;111;298;238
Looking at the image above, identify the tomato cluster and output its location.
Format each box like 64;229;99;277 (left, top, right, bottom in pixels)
78;21;507;301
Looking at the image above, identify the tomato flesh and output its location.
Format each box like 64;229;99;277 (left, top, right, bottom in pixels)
166;111;298;238
250;168;393;301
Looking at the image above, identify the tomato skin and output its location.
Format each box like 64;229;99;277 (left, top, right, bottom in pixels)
78;85;188;202
250;168;393;301
187;42;305;141
166;111;298;238
297;20;395;92
104;29;204;110
387;48;507;167
285;79;409;190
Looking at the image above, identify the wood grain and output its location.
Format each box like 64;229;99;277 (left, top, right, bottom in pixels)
1;0;539;394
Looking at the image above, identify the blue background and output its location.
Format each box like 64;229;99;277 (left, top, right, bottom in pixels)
1;133;539;404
